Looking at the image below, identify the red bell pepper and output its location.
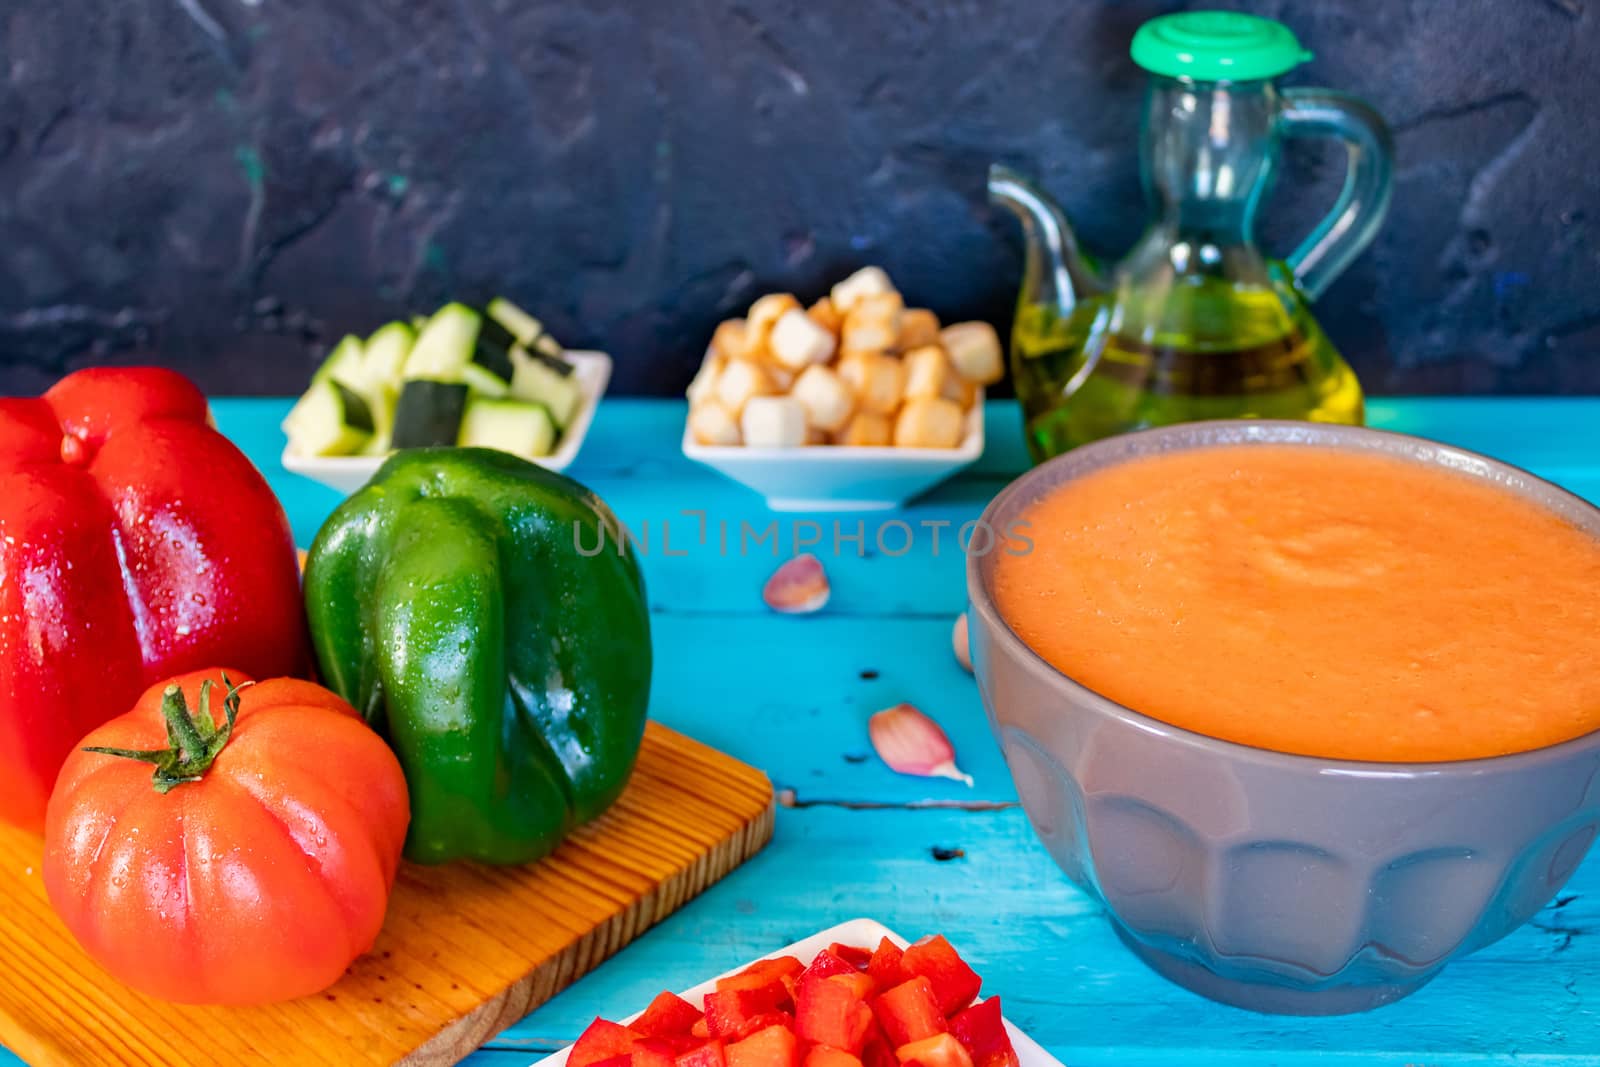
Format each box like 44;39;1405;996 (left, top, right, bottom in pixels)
725;1024;799;1067
900;937;981;1015
867;939;913;992
571;1019;642;1067
894;1034;973;1067
947;1000;1019;1067
637;992;707;1038
0;367;307;829
796;974;876;1053
827;942;873;969
798;948;860;989
718;957;805;995
704;982;791;1039
872;977;947;1047
633;1039;684;1067
675;1041;728;1067
734;1013;795;1042
806;1048;865;1067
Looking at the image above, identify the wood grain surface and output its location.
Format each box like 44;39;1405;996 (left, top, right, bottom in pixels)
0;723;774;1067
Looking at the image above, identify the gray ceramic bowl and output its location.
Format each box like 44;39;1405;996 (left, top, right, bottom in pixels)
967;420;1600;1015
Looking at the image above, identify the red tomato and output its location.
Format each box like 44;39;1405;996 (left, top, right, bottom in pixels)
0;368;309;830
44;669;409;1004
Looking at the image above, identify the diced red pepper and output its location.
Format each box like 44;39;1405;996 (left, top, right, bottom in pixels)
947;1000;1019;1067
572;1019;643;1067
828;942;874;969
734;1012;795;1042
634;1038;682;1067
860;1028;899;1067
591;1056;634;1067
893;1034;974;1067
705;982;792;1039
637;992;706;1038
798;948;861;990
693;1020;710;1039
867;939;912;991
796;974;876;1053
726;1024;800;1067
719;957;806;994
675;1040;729;1067
831;972;876;1000
805;1047;866;1067
900;937;981;1015
872;977;947;1047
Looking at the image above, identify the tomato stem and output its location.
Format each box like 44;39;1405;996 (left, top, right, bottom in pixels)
84;676;247;793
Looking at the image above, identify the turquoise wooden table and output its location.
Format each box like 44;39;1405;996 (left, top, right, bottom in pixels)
26;399;1600;1066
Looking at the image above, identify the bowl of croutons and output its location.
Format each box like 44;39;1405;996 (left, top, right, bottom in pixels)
683;267;1002;511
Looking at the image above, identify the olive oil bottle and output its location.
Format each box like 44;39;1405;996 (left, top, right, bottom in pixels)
1011;275;1365;460
989;12;1390;464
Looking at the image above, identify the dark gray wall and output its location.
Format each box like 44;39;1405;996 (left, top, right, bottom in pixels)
1;0;1596;396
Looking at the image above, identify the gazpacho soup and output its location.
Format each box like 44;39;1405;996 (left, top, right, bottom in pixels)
993;444;1600;762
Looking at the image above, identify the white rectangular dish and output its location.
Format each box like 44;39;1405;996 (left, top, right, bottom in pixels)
682;399;984;512
531;918;1061;1067
281;350;612;495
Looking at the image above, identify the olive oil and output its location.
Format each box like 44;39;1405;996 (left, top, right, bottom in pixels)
1010;276;1364;463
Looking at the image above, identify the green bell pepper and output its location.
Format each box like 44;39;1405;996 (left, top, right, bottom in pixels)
303;447;651;865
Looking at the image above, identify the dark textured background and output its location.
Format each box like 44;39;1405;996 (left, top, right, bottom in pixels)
0;0;1596;396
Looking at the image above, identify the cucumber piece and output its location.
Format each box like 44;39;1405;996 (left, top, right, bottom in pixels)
509;347;583;428
403;303;481;381
475;317;519;381
391;379;469;448
460;362;510;398
486;298;545;346
363;322;415;388
458;397;557;458
283;379;374;457
311;335;367;390
360;383;399;456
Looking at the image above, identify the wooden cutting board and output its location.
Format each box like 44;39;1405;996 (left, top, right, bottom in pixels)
0;722;774;1066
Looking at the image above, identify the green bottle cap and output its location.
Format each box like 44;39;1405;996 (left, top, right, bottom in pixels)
1131;11;1313;82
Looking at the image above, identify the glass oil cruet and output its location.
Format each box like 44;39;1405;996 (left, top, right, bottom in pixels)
990;12;1393;463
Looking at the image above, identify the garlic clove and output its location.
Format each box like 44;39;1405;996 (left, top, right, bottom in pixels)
869;702;973;786
953;613;972;673
763;553;830;614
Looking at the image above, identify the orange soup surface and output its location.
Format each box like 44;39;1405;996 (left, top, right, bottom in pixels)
994;445;1600;762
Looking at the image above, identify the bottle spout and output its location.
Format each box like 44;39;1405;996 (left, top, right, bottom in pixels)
987;164;1104;318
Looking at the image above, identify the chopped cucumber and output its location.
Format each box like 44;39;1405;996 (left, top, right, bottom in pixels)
458;397;557;458
460;362;510;398
361;384;399;456
474;318;519;381
510;347;583;428
486;298;545;346
403;304;481;381
311;335;367;390
363;322;415;387
283;379;374;457
391;379;469;448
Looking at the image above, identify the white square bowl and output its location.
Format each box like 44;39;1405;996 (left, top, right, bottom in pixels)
531;918;1060;1067
281;350;612;496
682;396;984;512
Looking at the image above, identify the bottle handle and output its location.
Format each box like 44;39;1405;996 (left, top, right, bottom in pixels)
1277;88;1394;301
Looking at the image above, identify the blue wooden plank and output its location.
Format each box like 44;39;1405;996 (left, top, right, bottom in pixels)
651;615;1010;804
475;806;1600;1066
